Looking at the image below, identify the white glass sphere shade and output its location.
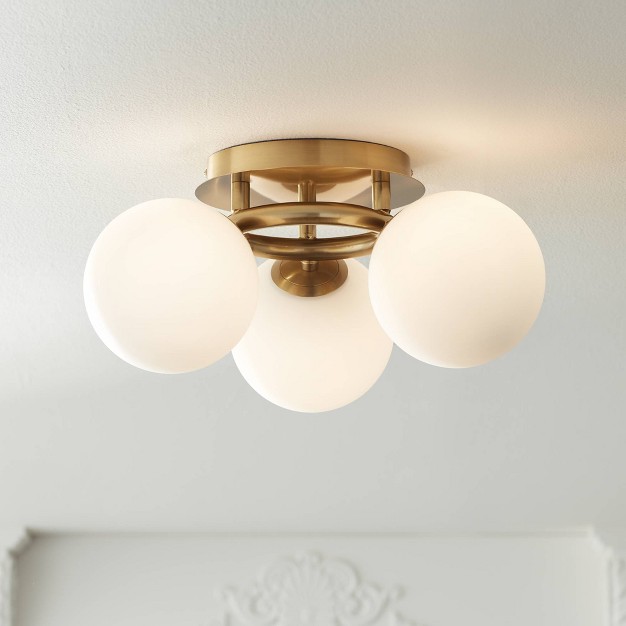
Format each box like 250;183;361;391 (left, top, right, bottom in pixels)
369;191;545;368
84;198;258;374
233;259;393;412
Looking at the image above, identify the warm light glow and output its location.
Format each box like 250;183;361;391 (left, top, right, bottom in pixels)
233;259;393;412
84;198;258;373
369;191;545;367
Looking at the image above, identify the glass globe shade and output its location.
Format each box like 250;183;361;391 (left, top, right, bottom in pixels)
84;198;258;373
369;191;545;368
232;259;393;412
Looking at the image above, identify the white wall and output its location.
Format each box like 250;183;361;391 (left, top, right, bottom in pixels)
16;534;607;626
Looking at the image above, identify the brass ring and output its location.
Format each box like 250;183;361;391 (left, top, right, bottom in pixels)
244;232;379;260
229;202;392;232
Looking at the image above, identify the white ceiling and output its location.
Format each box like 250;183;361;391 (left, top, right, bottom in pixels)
0;0;625;533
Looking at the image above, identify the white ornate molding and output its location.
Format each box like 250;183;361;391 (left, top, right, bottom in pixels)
609;556;626;626
210;551;419;626
593;528;626;626
0;528;30;626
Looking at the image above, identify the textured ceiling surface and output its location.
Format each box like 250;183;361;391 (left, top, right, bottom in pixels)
0;0;625;532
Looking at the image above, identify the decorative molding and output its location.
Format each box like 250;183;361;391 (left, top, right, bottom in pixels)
593;528;626;626
609;556;626;626
210;551;418;626
0;528;31;626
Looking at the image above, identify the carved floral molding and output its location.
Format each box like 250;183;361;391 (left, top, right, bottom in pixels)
211;551;417;626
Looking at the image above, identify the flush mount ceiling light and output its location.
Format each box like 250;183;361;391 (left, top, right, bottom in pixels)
84;139;545;412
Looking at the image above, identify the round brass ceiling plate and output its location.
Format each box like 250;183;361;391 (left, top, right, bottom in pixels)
195;139;425;211
206;139;412;180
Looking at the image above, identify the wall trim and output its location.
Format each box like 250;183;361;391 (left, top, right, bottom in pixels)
5;529;605;626
592;528;626;626
0;529;31;626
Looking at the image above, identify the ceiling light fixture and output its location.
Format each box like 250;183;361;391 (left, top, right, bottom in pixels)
84;139;545;412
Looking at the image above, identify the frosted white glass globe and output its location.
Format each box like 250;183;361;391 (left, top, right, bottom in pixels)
369;191;545;368
232;259;393;412
84;198;258;373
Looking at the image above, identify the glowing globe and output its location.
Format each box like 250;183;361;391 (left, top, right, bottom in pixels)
369;191;545;367
84;198;258;373
233;259;392;412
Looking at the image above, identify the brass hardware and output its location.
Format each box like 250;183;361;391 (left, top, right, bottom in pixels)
246;232;379;260
298;180;318;272
300;226;317;240
196;139;425;211
372;170;391;213
228;202;392;232
206;139;412;183
195;139;426;295
271;259;348;297
231;172;250;212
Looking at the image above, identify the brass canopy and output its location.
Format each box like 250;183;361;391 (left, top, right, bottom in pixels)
195;139;425;296
271;259;349;298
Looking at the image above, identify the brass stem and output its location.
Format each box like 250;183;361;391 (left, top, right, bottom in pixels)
298;180;318;271
372;170;391;213
231;172;250;213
